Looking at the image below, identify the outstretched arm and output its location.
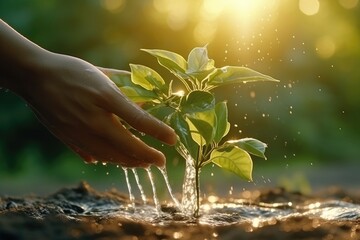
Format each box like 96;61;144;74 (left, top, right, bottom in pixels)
0;19;177;168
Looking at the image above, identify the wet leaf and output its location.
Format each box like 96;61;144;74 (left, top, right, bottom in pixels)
181;90;215;114
186;110;216;146
142;49;187;74
208;66;279;88
210;146;253;181
214;101;230;143
130;64;166;92
169;112;198;159
226;138;267;159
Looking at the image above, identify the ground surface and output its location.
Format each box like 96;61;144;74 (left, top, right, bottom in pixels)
0;182;359;240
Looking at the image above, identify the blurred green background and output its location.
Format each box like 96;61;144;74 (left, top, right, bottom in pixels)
1;0;359;197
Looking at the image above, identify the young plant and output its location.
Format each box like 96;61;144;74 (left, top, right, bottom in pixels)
103;46;278;217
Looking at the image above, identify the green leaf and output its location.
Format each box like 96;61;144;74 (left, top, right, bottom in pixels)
144;104;176;122
105;70;158;103
104;69;131;86
210;146;253;181
169;112;198;160
130;64;166;92
208;66;279;88
142;49;187;74
187;46;215;74
186;110;216;146
181;90;215;114
214;101;230;143
226;138;267;159
119;86;158;103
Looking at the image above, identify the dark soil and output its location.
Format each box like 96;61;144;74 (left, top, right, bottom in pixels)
0;182;359;240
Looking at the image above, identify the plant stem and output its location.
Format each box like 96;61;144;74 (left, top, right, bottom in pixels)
174;73;191;92
195;163;200;217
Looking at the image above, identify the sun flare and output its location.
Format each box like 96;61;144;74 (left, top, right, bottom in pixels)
198;0;279;43
152;0;279;44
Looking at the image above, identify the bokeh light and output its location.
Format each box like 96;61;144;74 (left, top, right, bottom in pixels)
299;0;320;15
315;36;336;59
338;0;359;9
100;0;126;12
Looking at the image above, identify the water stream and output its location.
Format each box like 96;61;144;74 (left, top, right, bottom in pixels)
158;166;181;209
131;168;147;204
146;167;161;213
122;167;135;208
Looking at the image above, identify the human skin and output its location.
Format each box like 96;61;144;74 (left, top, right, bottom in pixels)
0;19;177;168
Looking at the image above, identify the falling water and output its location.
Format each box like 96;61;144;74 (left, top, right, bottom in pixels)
122;167;135;208
131;168;147;204
158;166;181;208
176;143;198;216
146;167;161;213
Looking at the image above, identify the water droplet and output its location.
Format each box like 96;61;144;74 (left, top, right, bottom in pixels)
173;231;183;239
229;186;233;195
250;91;256;98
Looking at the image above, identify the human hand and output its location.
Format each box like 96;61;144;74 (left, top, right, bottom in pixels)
22;53;177;168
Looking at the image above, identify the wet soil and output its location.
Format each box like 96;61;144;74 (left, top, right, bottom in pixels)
0;182;359;240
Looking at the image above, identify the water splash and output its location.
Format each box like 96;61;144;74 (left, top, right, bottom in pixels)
74;195;360;226
122;167;135;209
158;166;181;209
131;168;147;204
146;167;161;213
